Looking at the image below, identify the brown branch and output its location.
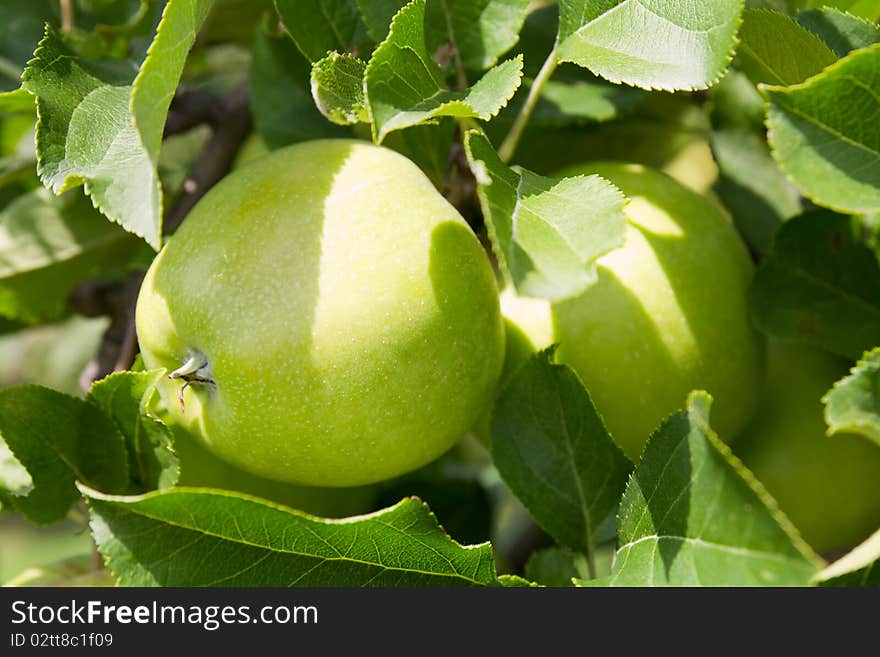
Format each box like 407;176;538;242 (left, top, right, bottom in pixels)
75;84;252;392
163;83;252;235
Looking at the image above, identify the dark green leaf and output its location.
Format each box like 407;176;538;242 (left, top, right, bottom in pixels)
86;370;179;492
364;0;523;142
250;22;347;148
710;128;801;255
86;489;499;586
798;7;880;57
814;529;880;586
355;0;407;42
0;385;128;524
824;347;880;447
749;211;880;359
491;349;633;552
0;0;55;92
424;0;531;71
556;0;745;91
465;130;626;301
524;547;591;587
736;8;836;86
274;0;371;63
764;44;880;215
310;52;369;125
608;392;820;586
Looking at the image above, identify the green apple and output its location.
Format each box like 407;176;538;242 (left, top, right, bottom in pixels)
734;342;880;554
501;163;765;461
171;423;377;517
136;139;505;486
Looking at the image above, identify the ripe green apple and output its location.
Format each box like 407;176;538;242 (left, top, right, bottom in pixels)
171;422;377;517
500;163;765;461
734;342;880;554
136;139;505;486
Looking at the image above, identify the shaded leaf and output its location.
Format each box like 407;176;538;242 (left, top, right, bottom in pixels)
364;0;523;143
250;21;346;148
608;392;820;586
814;528;880;586
355;0;407;42
86;489;498;587
557;0;745;91
736;8;836;86
0;187;140;324
524;547;591;587
748;210;880;359
86;370;179;492
274;0;371;63
798;7;880;57
0;385;128;524
824;347;880;447
491;349;633;552
710;128;801;255
310;52;369;125
764;44;880;215
424;0;532;71
465;130;626;301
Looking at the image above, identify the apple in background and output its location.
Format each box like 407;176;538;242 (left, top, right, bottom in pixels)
497;163;765;461
734;342;880;554
136;139;505;487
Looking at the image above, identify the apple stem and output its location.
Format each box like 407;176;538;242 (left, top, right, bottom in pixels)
170;351;215;412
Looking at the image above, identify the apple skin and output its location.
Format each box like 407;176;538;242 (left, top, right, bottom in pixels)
136;139;505;486
734;342;880;554
171;423;377;517
501;163;765;461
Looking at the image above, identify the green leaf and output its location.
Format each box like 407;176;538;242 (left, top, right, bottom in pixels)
85;489;499;586
736;9;836;86
608;392;820;586
381;120;456;189
710;128;801;256
524;547;591;587
508;72;644;127
491;349;633;552
798;7;880;57
424;0;532;71
824;347;880;447
497;574;537;587
748;211;880;360
310;52;369;125
86;370;179;493
814;528;880;586
250;21;347;148
764;44;880;215
274;0;371;63
0;385;129;524
356;0;407;42
464;130;626;301
364;0;523;143
0;187;140;324
816;0;880;22
0;0;54;92
556;0;745;91
22;0;215;249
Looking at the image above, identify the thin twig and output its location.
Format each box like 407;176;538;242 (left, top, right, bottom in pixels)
440;0;468;91
498;45;558;163
60;0;74;32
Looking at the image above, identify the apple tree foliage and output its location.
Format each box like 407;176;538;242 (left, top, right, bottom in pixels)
1;0;880;587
